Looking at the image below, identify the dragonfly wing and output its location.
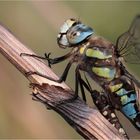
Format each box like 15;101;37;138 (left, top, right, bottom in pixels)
116;15;140;63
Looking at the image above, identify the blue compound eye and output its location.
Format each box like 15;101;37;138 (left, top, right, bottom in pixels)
67;24;94;45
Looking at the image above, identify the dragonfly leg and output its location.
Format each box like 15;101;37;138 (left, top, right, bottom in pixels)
20;51;72;67
20;52;56;68
79;77;86;102
25;61;72;83
47;65;86;106
75;67;87;102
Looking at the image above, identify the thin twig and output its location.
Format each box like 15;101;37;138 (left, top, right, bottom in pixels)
0;24;126;139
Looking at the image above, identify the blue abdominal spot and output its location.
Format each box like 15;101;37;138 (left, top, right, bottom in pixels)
116;88;128;96
121;93;136;105
122;103;137;119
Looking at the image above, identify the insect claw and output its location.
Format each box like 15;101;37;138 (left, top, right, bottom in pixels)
44;52;53;67
45;52;51;58
48;52;51;57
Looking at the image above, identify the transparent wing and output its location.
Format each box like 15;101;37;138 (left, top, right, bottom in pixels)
116;15;140;107
116;15;140;63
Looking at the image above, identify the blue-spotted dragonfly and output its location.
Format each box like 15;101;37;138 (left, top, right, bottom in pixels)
21;15;140;138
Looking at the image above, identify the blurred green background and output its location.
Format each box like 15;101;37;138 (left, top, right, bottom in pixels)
0;1;140;139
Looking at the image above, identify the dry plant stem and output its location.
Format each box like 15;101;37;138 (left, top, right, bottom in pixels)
0;24;126;140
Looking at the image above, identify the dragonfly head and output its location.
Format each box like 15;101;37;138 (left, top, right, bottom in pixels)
57;18;94;48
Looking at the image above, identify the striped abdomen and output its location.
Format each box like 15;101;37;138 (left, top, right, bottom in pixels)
109;80;140;130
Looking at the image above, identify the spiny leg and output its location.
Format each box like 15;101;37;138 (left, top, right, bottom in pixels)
44;52;72;65
29;63;79;107
79;77;86;102
20;52;72;67
25;61;72;83
69;66;81;101
20;52;81;105
21;51;73;83
75;66;87;102
20;53;48;60
52;66;87;105
36;66;81;106
21;54;77;106
46;66;81;105
20;52;52;66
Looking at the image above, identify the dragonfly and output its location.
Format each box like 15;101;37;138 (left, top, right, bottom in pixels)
21;15;140;137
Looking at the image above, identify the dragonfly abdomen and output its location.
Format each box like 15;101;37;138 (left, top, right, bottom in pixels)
109;79;140;130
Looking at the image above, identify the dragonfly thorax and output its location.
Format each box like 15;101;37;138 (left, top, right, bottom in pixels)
75;37;121;85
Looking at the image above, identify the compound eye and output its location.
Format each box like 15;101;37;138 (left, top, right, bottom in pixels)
67;23;93;45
